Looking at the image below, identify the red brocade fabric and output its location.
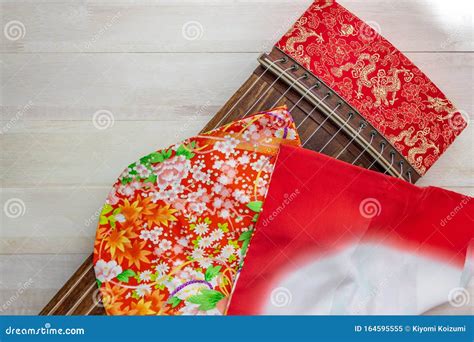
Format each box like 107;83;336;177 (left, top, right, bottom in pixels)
276;0;467;175
227;145;473;315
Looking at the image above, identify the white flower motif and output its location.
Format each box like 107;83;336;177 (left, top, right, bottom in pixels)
212;183;224;194
251;156;269;172
210;229;224;242
199;258;212;268
225;159;237;168
255;178;268;188
232;189;250;204
212;197;223;209
220;245;235;258
114;213;126;223
136;163;151;178
140;230;151;241
118;184;135;197
194;222;209;235
189;202;207;214
198;236;213;248
149;227;163;244
213;136;239;155
178;237;189;247
159;239;172;251
155;262;170;276
94;259;123;283
192;170;210;183
217;174;231;185
238;154;250;165
139;270;152;282
135;284;152;297
191;249;205;260
218;209;230;219
212;160;224;169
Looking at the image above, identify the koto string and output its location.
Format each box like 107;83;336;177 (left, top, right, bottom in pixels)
289;83;321;113
302;101;342;145
384;152;395;174
367;143;385;169
318;113;353;153
243;65;296;117
214;58;285;129
334;123;365;159
352;132;375;165
269;74;308;108
296;93;330;129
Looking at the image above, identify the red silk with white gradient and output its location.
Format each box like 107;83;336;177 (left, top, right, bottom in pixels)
227;145;473;315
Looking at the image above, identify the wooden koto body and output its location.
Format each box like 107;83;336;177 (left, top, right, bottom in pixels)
40;47;419;315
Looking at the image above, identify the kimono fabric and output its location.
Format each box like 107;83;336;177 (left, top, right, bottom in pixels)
93;107;301;315
227;144;473;315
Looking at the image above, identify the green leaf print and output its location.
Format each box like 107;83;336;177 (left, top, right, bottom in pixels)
188;289;225;311
239;230;254;257
121;177;133;185
116;269;136;283
252;213;259;223
176;144;195;160
149;152;165;163
168;296;182;308
205;265;222;281
218;222;229;232
163;148;172;159
247;201;262;213
144;174;157;184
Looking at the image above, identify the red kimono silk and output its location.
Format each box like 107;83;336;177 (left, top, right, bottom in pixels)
228;145;473;315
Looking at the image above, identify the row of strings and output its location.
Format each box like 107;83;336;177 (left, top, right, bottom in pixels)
213;57;411;183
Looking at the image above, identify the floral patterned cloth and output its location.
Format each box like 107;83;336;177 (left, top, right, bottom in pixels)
93;107;301;315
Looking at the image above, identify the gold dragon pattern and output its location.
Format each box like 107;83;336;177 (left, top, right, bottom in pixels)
276;1;466;176
331;54;414;107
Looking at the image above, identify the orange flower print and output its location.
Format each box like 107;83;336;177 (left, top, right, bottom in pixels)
93;107;301;315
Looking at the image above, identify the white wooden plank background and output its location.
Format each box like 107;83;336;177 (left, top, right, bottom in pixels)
0;0;473;315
